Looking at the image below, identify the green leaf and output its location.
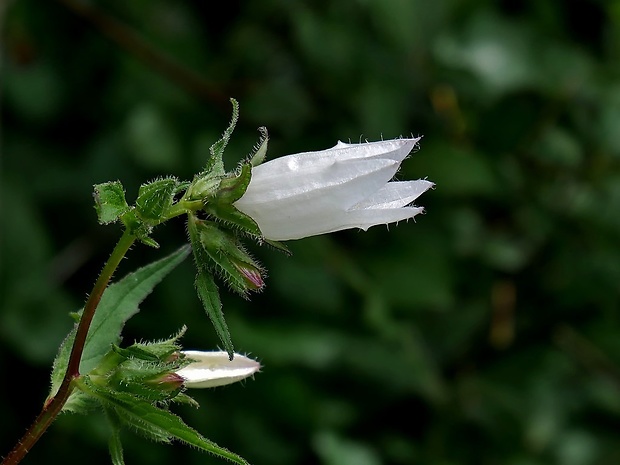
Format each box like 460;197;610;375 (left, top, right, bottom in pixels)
187;214;234;358
106;409;126;465
195;271;234;360
135;177;179;223
60;390;99;414
93;181;129;224
81;246;190;372
49;245;191;401
78;377;249;465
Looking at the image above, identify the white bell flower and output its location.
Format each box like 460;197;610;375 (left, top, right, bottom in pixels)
234;138;433;241
177;351;260;388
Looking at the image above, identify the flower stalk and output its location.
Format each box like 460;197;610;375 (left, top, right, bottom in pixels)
2;231;136;465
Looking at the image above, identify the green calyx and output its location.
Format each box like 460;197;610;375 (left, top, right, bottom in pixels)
185;98;240;201
191;217;265;296
203;163;262;237
186;99;267;237
85;329;191;404
92;99;268;248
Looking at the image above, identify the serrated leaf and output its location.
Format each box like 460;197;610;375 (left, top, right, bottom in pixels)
61;389;99;413
49;245;191;401
78;377;249;464
195;271;234;360
94;181;129;224
81;246;190;372
135;178;178;222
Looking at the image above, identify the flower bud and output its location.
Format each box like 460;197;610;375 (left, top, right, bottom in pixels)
145;372;185;392
176;351;260;388
187;174;222;201
231;258;264;290
192;219;265;295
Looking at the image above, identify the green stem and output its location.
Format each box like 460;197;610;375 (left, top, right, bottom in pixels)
159;199;204;223
1;231;136;465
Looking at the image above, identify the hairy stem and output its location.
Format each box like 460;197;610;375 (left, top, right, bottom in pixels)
2;231;136;465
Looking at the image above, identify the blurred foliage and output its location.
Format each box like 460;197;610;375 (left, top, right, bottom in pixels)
2;0;620;464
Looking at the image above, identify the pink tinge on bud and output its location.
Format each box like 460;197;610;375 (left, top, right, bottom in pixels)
234;262;264;290
165;352;181;363
149;372;185;392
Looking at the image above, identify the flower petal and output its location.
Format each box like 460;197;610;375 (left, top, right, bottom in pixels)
338;206;425;232
331;138;420;163
237;157;397;207
352;180;434;210
177;350;260;388
236;158;405;240
248;138;420;182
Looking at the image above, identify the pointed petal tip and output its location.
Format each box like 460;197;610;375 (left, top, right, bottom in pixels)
333;136;422;151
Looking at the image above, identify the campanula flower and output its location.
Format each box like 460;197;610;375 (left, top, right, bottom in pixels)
234;138;432;241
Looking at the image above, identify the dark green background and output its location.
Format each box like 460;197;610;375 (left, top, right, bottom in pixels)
2;1;620;464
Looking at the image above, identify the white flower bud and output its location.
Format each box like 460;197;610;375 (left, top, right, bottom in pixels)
234;138;432;241
177;351;260;388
